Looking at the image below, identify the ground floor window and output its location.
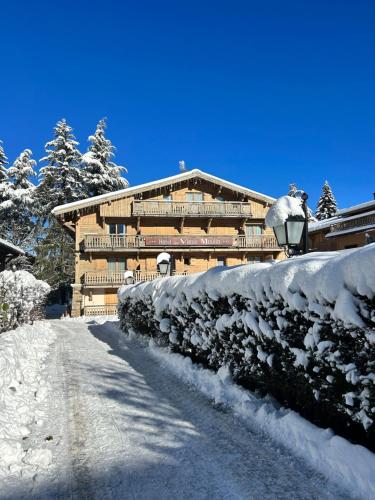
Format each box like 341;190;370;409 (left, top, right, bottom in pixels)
216;257;226;266
247;256;261;263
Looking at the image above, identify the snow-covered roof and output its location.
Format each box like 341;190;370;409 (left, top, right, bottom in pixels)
0;237;25;255
309;204;375;233
51;169;276;216
336;199;375;217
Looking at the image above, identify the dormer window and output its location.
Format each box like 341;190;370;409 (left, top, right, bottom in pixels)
186;192;203;202
109;223;126;236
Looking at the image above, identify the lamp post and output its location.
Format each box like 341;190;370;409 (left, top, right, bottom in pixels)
271;193;309;257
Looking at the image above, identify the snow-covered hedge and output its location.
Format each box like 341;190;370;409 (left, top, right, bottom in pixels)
118;245;375;449
0;270;50;333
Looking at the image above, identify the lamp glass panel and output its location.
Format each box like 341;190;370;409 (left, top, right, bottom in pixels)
159;262;169;275
286;220;305;245
274;225;287;246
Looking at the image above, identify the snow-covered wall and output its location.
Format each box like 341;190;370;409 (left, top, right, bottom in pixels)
118;244;375;449
0;270;50;333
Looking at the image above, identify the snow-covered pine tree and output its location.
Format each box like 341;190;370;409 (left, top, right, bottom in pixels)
0;140;8;183
37;119;83;217
315;180;338;220
0;140;9;202
81;118;128;197
0;149;37;248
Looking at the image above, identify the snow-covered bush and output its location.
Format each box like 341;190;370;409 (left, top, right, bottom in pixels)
118;245;375;449
0;270;50;333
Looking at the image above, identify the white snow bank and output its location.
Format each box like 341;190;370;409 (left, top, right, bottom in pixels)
119;244;375;327
146;340;375;500
265;195;305;227
0;321;55;482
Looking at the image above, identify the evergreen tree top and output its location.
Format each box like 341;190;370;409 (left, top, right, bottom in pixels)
38;118;84;215
0;140;8;183
8;149;37;189
315;180;338;221
40;118;81;170
82;117;128;197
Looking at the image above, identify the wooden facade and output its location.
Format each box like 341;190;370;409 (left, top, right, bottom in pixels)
52;169;283;316
309;199;375;252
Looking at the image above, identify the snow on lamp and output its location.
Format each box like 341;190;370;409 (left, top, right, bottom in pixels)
124;270;135;285
265;195;308;254
157;252;171;276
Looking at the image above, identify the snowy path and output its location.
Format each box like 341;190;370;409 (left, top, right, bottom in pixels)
13;319;351;499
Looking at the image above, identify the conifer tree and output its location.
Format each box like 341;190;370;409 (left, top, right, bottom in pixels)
0;140;8;183
316;181;338;220
34;119;82;300
37;119;83;217
0;140;9;203
0;149;37;247
82;118;128;197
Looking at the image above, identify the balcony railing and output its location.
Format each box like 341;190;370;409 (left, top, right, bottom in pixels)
83;234;280;251
329;213;375;235
84;304;118;316
132;200;252;217
83;270;187;287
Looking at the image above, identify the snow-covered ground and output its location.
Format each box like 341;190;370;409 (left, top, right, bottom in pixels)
0;321;56;496
2;317;374;499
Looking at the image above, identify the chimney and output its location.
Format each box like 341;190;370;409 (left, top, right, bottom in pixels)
179;160;186;172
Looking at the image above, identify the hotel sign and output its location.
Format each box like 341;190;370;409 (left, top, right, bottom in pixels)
143;236;235;247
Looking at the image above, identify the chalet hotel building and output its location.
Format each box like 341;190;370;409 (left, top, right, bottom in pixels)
52;169;283;316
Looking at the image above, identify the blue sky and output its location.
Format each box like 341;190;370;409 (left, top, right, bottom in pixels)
0;0;374;210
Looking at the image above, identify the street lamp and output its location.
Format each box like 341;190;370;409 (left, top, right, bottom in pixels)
273;215;306;248
123;270;135;285
157;252;171;276
266;193;309;256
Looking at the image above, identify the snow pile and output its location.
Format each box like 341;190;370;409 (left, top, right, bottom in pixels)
0;321;55;481
0;270;50;333
119;244;375;448
265;195;305;227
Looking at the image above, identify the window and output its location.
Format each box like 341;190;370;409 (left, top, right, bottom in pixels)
108;257;127;272
163;194;172;201
247;256;261;264
109;223;126;235
184;257;191;266
186;192;203;202
245;224;263;236
216;257;226;266
214;195;224;202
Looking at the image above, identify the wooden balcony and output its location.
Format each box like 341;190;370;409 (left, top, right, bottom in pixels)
132;200;252;217
83;270;187;287
328;213;375;235
83;234;280;252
